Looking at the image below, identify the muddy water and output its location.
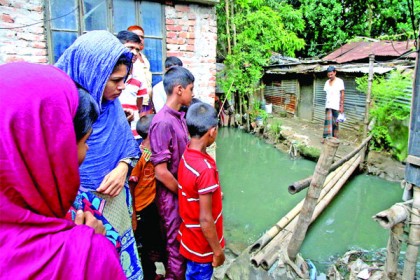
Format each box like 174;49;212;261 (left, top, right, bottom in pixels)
216;127;402;271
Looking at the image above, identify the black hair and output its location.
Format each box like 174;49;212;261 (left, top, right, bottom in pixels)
136;114;155;139
186;102;218;138
113;52;133;81
327;66;336;72
163;66;195;95
74;89;99;141
165;56;183;69
116;30;141;44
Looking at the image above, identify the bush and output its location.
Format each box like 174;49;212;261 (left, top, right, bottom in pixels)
356;70;411;161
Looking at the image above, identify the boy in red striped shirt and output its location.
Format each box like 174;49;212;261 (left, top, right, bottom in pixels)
177;102;225;280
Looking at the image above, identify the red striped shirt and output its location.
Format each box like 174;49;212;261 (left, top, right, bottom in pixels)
177;145;224;263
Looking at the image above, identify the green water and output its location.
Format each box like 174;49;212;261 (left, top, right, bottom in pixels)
216;127;402;270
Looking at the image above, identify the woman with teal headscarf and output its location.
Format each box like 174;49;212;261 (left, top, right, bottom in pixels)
56;30;142;280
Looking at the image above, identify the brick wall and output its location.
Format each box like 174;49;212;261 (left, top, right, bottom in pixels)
0;0;48;64
165;4;217;104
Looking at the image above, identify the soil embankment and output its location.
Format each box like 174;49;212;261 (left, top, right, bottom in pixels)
258;115;405;182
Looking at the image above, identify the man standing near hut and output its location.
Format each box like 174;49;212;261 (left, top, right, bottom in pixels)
322;66;345;142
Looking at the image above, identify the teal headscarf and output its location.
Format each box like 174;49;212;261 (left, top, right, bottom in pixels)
56;30;140;191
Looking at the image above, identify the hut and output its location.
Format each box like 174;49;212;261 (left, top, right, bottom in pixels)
262;40;416;131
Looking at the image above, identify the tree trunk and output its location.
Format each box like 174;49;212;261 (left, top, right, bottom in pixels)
224;0;231;55
287;137;340;261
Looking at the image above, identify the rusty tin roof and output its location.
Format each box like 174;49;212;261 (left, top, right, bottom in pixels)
322;40;416;63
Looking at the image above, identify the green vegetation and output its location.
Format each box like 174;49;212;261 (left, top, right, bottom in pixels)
216;0;305;124
268;119;282;140
356;70;412;161
297;144;321;161
287;0;420;57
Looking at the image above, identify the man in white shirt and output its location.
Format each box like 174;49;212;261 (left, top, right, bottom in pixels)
152;56;183;113
322;66;345;142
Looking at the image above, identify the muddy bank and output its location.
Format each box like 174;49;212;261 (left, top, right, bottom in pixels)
248;115;405;183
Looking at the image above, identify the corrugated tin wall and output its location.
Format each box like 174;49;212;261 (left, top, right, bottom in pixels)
314;77;366;131
264;80;298;114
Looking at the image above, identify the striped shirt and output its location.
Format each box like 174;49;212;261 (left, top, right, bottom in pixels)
177;145;224;263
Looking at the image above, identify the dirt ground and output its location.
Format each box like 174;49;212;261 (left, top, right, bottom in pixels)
260;114;406;182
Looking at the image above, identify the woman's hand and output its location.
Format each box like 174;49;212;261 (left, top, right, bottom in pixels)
75;210;106;236
96;162;129;197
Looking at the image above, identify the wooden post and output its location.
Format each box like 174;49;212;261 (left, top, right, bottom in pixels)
360;54;374;170
402;186;420;279
385;223;404;280
287;137;340;261
224;0;231;55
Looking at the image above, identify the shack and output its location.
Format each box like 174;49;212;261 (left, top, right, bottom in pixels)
262;40;416;131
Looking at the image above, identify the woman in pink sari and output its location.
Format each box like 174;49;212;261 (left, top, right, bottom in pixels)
0;62;125;280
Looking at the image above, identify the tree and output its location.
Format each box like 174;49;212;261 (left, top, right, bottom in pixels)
216;0;305;125
288;0;420;57
356;70;412;161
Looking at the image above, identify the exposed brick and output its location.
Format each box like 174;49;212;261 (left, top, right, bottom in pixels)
186;45;194;52
166;51;182;57
175;5;190;12
17;32;44;41
166;19;175;25
1;13;14;23
188;20;196;26
187;13;196;20
26;55;48;64
166;38;178;44
5;55;25;62
178;31;188;38
187;39;195;45
166;31;177;39
30;41;47;49
176;12;185;19
166;25;182;32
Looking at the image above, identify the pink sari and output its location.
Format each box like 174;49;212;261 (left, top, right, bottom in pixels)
0;62;125;280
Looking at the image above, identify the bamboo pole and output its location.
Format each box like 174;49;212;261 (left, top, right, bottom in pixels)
385;223;404;280
288;135;372;194
259;155;361;270
287;137;340;261
372;201;411;229
402;186;420;279
250;164;344;254
360;54;374;170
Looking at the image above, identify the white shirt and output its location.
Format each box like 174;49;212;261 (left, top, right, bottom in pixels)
324;77;344;110
152;81;166;113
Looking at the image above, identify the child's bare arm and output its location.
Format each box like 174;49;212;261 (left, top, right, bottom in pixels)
154;162;178;193
199;194;225;267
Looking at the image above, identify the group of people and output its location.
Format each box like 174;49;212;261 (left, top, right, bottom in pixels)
0;28;224;280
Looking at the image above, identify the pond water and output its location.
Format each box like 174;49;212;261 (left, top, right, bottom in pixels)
216;127;403;272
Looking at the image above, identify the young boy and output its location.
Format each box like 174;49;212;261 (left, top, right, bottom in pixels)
117;30;148;143
177;102;225;280
129;114;165;280
149;66;195;280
